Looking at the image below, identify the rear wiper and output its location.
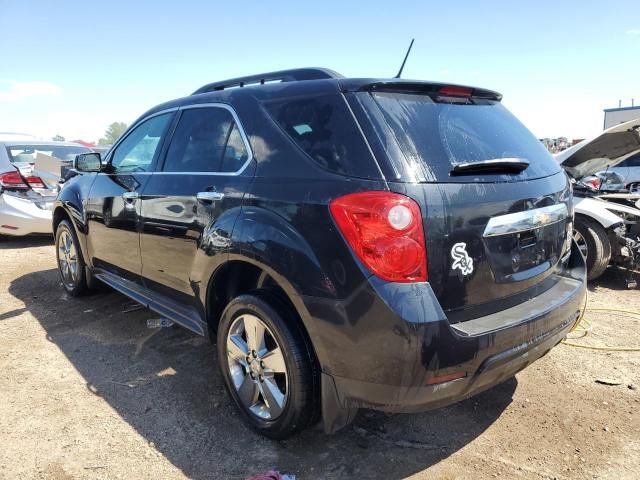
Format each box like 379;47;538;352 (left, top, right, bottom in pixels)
450;158;530;175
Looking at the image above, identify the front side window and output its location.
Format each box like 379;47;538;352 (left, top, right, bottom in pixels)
163;107;249;173
110;113;173;173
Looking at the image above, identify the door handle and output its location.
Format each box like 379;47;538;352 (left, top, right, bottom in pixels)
196;191;225;202
122;191;139;201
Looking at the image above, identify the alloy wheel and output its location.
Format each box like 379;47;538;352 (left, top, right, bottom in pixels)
226;314;288;420
57;230;79;286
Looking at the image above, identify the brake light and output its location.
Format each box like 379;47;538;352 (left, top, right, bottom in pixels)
0;171;29;190
330;191;427;282
25;176;46;189
439;86;473;97
586;178;601;190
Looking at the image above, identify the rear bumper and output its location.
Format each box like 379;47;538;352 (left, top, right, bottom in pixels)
327;295;578;415
314;241;586;432
0;193;53;236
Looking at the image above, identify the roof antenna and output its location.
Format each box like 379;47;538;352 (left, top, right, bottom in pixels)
395;38;415;79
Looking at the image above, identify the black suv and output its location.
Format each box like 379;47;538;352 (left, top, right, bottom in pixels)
54;68;586;439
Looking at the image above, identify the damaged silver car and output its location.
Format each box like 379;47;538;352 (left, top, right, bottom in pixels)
0;140;92;236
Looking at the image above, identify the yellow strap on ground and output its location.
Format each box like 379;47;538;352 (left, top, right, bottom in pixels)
562;291;640;352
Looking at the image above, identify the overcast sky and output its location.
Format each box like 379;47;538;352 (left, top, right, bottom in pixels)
1;0;638;143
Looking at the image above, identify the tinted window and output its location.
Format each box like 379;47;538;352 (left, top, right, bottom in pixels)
163;107;249;173
366;92;561;182
264;94;378;178
110;113;172;173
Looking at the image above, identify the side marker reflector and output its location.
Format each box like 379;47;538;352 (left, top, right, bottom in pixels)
425;372;466;385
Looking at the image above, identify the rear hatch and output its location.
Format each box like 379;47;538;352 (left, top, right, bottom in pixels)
350;84;572;322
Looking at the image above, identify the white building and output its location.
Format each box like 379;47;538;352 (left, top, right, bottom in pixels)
603;105;640;130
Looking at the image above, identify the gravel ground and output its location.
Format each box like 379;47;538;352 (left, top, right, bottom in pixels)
0;236;639;480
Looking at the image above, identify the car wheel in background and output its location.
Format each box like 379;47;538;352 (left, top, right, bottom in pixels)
217;291;318;439
573;216;611;281
55;220;88;296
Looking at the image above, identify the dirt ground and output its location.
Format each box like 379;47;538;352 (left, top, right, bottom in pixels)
0;236;639;480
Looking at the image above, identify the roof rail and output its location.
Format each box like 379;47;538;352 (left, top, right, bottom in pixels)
192;67;343;95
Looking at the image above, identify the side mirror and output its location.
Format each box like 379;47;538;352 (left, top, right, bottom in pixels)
74;153;102;172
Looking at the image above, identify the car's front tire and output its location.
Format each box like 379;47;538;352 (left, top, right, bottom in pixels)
574;215;611;281
217;291;318;439
55;220;89;296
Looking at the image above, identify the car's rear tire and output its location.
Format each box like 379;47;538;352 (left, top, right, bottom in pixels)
55;220;89;296
573;216;611;281
217;291;317;439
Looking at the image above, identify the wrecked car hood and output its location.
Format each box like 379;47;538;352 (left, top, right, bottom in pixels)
555;118;640;179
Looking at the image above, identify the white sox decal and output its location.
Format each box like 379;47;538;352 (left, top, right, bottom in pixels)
451;242;473;276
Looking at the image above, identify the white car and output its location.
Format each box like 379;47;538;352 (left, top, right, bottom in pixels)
556;118;640;281
0;140;92;236
592;152;640;191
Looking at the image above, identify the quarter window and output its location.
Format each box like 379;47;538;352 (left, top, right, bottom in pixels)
264;94;378;178
110;113;172;173
163;107;249;173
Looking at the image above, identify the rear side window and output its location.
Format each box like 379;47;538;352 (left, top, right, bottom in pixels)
163;107;250;173
264;94;379;178
364;92;561;182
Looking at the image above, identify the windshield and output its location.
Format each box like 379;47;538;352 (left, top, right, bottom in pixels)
7;145;92;164
365;91;561;182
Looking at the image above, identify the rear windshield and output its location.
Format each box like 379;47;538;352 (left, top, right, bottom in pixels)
264;94;380;179
7;145;91;164
365;92;561;182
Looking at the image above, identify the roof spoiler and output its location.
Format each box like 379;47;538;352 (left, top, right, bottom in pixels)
348;80;503;101
192;68;343;95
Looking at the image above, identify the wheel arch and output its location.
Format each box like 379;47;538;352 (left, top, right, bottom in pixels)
202;205;348;364
205;257;317;354
53;204;91;267
52;205;71;231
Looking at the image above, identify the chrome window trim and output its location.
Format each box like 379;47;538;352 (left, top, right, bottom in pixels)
483;203;568;237
104;103;254;177
165;103;253;176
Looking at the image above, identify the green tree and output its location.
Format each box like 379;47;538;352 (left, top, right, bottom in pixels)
98;122;128;145
52;134;65;141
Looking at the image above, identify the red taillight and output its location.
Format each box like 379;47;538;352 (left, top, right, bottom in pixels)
586;178;601;190
439;85;473;97
25;176;46;189
330;191;427;282
0;171;29;190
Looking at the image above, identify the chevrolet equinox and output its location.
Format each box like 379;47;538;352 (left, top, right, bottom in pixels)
54;68;587;439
